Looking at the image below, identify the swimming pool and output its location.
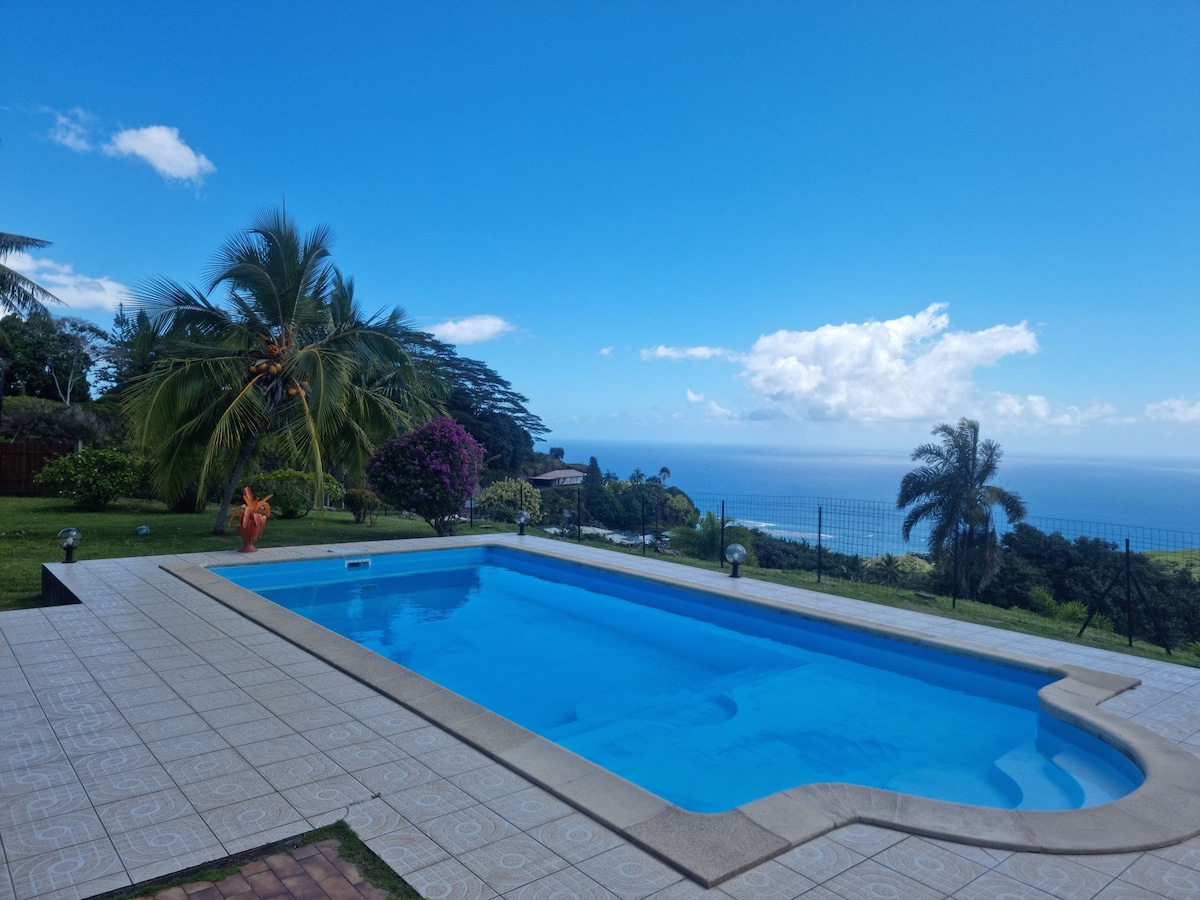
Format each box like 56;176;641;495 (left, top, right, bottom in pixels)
213;544;1141;814
175;536;1200;884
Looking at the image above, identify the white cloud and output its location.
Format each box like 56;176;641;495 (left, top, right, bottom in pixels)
50;108;93;152
599;346;613;357
427;314;516;345
738;304;1039;423
706;400;734;419
640;344;740;362
686;389;704;403
983;393;1119;428
1145;396;1200;424
103;125;215;184
9;253;131;312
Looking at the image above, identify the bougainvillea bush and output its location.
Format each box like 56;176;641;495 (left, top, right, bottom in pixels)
367;417;484;536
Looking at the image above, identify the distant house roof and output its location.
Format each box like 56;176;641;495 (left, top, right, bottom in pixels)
529;468;585;488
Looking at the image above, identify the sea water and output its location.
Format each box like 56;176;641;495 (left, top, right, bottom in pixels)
559;440;1200;536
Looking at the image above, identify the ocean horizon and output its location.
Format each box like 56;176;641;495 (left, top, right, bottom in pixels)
554;439;1200;541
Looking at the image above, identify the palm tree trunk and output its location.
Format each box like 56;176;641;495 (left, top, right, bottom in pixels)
212;431;261;535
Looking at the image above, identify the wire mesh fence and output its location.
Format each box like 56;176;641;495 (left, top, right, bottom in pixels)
686;492;1200;559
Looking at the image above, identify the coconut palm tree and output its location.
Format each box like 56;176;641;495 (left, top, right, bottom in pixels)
124;207;440;533
897;418;1026;602
1;233;61;316
1;233;63;427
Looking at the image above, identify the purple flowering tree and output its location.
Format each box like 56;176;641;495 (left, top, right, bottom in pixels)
367;417;485;536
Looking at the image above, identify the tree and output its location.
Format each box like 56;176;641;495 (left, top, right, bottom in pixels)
1;310;106;405
124;207;439;533
897;418;1026;601
0;232;63;428
0;233;61;317
367;417;485;536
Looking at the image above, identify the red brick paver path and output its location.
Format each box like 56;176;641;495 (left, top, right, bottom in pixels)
128;839;390;900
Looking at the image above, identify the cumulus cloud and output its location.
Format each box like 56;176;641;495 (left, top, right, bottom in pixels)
1145;397;1200;424
739;305;1039;422
50;108;93;152
706;400;734;419
8;253;130;312
103;125;215;184
640;344;740;362
983;393;1119;428
427;314;516;345
599;346;613;357
686;389;704;403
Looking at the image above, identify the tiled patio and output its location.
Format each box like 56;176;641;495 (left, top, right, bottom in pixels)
2;539;1199;900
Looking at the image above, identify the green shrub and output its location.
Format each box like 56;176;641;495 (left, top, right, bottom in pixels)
1029;586;1058;618
478;479;541;524
1059;600;1090;623
344;488;382;525
245;469;341;519
33;448;140;511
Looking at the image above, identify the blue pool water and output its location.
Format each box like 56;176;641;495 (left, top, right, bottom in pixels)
214;547;1143;813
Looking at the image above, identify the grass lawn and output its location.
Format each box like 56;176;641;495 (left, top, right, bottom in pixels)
0;496;463;611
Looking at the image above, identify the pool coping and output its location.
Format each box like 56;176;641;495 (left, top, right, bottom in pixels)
160;533;1200;887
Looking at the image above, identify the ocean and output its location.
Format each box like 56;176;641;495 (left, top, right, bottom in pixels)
555;439;1200;550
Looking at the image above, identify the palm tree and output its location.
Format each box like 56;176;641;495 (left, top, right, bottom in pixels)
124;207;440;533
1;233;61;316
1;233;62;427
897;418;1026;602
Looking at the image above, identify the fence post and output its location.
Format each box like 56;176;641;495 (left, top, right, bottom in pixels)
720;500;726;568
1125;538;1133;648
816;505;823;584
577;488;582;544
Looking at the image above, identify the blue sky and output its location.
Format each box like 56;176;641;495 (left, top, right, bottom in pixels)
3;1;1198;458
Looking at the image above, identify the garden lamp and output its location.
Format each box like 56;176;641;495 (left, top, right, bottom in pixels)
515;510;531;536
57;527;83;564
725;543;746;578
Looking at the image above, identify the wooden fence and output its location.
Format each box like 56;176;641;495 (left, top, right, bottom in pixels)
0;442;74;496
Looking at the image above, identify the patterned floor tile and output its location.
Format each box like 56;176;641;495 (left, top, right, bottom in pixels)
1114;854;1200;900
995;852;1114;900
532;813;623;865
107;812;222;867
1149;839;1200;875
394;725;465;756
419;744;492;777
280;772;375;818
387;778;478;825
177;768;276;812
5;836;123;900
953;870;1061;899
459;834;570;893
258;751;348;791
366;826;453;877
508;865;619;900
163;748;252;786
325;737;409;772
146;728;235;764
75;761;175;805
356;757;438;795
130;711;211;744
343;796;411;840
404;856;500;900
643;880;736;900
0;784;92;828
0;808;108;861
776;836;864;885
484;786;574;830
95;786;195;835
201;792;305;846
278;704;355;733
69;742;158;780
719;860;816;900
300;718;382;752
196;700;273;728
449;763;533;805
877;835;989;895
821;859;944;900
574;846;682;900
421;804;517;855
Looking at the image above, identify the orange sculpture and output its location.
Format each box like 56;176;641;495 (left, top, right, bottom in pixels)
230;486;273;552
